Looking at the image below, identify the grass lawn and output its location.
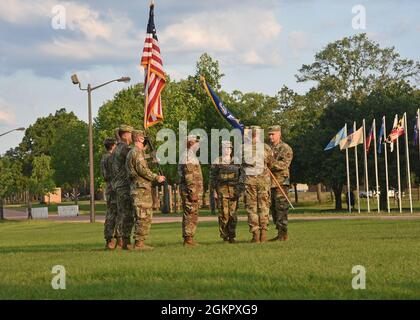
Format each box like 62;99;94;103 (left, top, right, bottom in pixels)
0;218;419;299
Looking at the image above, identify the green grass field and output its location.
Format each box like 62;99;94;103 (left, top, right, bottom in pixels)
1;218;420;299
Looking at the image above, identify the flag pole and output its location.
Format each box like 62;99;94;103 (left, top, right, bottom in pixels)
144;60;152;129
373;119;380;212
404;112;413;213
345;124;352;213
395;115;402;213
354;122;360;213
363;119;370;212
418;109;420;159
417;109;420;202
383;116;390;213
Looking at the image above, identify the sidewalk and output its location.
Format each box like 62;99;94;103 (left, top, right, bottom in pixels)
4;208;420;224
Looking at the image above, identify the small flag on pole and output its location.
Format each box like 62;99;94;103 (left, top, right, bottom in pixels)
366;122;374;153
339;126;364;150
378;118;384;154
324;126;346;151
200;76;244;134
141;2;166;129
387;115;404;152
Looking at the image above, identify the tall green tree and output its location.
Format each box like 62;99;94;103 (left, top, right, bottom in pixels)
28;155;55;205
50;120;89;202
0;156;25;219
296;33;420;103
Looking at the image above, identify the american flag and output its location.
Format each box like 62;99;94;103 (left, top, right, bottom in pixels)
141;3;165;129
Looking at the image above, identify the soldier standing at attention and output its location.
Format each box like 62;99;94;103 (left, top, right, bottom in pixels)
268;125;293;241
178;135;203;247
242;126;273;243
210;141;243;243
101;137;120;250
111;125;134;250
126;130;165;250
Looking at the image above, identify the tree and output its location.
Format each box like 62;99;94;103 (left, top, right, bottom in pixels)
296;33;420;103
20;108;80;157
0;156;25;219
50;120;89;203
28;155;55;202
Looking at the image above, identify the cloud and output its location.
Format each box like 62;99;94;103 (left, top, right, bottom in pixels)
0;100;16;125
159;8;283;66
0;0;53;24
288;31;311;56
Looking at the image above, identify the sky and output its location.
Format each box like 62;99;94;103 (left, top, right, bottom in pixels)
0;0;419;153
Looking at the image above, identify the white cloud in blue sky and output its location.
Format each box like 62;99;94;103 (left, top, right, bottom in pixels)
0;0;419;152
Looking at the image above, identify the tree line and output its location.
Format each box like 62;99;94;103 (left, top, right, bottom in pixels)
1;33;419;214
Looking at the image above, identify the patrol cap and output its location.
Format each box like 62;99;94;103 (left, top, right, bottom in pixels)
132;129;145;140
187;135;200;142
103;137;116;150
119;124;134;133
268;125;281;134
221;140;232;148
103;137;116;145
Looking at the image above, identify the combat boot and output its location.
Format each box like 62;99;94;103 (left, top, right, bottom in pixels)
133;240;154;251
228;238;236;244
105;239;116;250
260;229;267;242
122;238;132;250
116;237;123;249
279;233;289;241
250;231;260;243
183;237;196;247
269;232;289;242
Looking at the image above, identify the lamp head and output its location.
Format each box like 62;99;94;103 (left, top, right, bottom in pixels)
118;77;131;83
16;127;25;131
71;74;80;85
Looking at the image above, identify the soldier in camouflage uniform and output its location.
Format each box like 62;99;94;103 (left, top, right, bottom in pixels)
268;125;293;241
101;137;120;250
126;130;165;250
178;135;203;247
242;126;273;243
111;124;134;250
210;141;243;243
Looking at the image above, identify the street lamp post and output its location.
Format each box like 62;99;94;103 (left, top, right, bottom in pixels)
0;127;25;137
71;74;131;223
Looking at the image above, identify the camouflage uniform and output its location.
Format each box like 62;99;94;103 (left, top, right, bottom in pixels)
126;142;157;242
111;128;134;242
101;150;119;241
242;127;273;238
178;140;203;241
269;126;293;237
210;147;243;241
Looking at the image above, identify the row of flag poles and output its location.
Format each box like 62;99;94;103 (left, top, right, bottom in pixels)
325;110;420;213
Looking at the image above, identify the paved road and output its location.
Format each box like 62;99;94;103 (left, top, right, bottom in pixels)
4;208;420;224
